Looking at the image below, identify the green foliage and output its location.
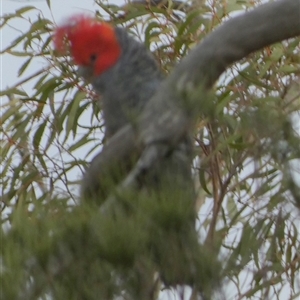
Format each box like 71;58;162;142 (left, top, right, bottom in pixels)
1;0;300;299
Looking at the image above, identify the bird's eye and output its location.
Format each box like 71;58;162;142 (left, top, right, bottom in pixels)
90;54;97;62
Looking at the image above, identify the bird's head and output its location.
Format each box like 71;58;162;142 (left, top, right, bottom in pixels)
54;15;121;78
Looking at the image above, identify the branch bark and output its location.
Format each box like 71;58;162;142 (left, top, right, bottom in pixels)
81;0;300;200
139;0;300;145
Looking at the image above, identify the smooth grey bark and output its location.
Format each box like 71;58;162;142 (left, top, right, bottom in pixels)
140;0;300;145
81;0;300;201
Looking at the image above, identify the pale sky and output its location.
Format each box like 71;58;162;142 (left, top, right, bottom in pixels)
1;0;96;90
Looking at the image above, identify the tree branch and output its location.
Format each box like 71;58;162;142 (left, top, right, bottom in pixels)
139;0;300;145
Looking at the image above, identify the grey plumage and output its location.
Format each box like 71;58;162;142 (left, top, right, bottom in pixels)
91;27;163;138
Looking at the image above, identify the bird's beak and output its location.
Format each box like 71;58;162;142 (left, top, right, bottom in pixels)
78;66;94;81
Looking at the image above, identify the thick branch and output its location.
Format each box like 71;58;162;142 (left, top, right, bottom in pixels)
139;0;300;145
81;0;300;199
